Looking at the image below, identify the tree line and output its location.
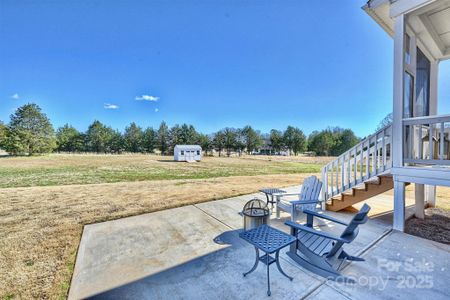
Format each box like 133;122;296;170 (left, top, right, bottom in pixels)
0;103;360;156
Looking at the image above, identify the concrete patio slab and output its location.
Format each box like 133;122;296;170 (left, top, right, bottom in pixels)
334;231;450;300
305;284;352;300
69;187;449;300
69;205;233;299
87;229;323;300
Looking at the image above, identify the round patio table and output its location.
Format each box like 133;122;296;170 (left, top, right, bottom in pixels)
259;188;287;209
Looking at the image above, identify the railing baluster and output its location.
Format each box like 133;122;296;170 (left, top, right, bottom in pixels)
360;144;363;181
440;122;445;161
418;124;423;159
366;140;370;179
349;153;352;186
353;149;357;184
330;163;334;196
335;161;337;194
374;133;378;173
429;124;433;160
341;156;345;191
322;166;327;201
382;128;386;171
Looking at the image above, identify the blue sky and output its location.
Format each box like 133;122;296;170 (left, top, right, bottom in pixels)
1;0;449;137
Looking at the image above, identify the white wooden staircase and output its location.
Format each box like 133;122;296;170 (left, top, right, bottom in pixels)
322;125;396;211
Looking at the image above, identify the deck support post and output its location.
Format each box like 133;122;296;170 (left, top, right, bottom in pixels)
425;185;436;207
393;180;406;232
414;183;425;219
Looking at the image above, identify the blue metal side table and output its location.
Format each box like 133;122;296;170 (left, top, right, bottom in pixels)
239;225;296;296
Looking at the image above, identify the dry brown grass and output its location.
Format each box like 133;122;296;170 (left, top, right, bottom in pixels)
0;171;315;299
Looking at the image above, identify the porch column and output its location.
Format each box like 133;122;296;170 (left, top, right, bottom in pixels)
425;61;438;208
394;180;406;231
392;14;405;168
426;185;436;207
415;183;425;219
392;15;406;232
429;61;439;115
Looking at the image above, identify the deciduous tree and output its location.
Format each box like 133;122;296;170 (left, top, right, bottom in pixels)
331;128;359;156
242;125;262;154
308;130;335;156
269;129;284;154
283;126;307;155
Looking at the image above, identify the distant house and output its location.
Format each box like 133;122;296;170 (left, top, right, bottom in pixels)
174;145;202;162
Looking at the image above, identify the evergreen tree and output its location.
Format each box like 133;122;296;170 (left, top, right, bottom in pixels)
0;121;7;149
142;127;157;153
56;124;83;152
180;124;198;144
123;122;143;152
197;133;212;156
169;124;182;153
213;130;226;157
223;128;237;157
157;121;169;155
5;103;56;155
86;120;110;153
107;129;124;154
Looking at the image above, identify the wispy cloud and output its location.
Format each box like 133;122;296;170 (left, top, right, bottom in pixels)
135;94;159;102
11;93;19;100
154;108;159;112
104;103;119;109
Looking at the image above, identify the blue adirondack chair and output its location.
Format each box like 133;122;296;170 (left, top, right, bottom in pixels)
285;204;371;282
275;175;322;221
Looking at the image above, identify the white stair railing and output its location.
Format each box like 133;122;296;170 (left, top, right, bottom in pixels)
322;124;393;203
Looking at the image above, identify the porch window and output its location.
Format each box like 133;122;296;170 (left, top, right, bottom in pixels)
403;72;414;118
404;34;411;65
415;47;430;117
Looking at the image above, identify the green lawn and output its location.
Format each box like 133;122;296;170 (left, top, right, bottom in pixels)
0;154;327;188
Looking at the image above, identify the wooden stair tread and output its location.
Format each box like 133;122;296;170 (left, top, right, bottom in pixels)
326;175;394;211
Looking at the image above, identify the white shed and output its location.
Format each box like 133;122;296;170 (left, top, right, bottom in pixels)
174;145;202;162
